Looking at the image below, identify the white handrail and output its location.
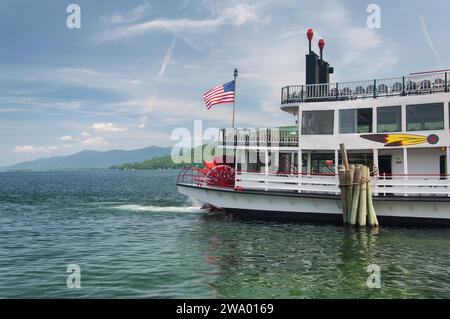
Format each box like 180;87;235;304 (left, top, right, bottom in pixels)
235;172;450;197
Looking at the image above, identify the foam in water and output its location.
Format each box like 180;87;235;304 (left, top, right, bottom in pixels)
113;204;204;213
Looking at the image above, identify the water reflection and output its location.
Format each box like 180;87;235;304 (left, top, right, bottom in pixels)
197;214;450;298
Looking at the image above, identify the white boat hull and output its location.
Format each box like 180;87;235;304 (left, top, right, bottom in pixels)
178;184;450;226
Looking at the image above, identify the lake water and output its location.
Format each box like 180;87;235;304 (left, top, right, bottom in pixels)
0;170;449;298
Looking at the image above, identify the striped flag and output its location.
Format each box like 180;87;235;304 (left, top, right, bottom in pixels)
203;80;235;110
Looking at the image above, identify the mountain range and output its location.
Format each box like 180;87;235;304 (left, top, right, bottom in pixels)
0;146;172;172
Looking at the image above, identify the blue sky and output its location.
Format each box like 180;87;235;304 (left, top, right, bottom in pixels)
0;0;449;166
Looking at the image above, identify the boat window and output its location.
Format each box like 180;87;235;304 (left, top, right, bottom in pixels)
377;106;401;132
278;152;298;174
301;110;334;135
339;108;372;134
311;153;335;174
406;103;444;131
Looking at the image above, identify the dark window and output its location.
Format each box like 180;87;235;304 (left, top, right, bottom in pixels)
406;103;444;131
339;108;372;134
339;109;356;133
440;155;446;180
338;153;374;170
301;110;334;135
377;106;401;132
311;153;335;174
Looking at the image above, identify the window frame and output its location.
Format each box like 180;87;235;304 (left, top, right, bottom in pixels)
301;110;335;135
377;105;402;133
406;103;444;131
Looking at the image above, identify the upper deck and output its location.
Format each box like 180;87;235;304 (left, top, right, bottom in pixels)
281;71;450;106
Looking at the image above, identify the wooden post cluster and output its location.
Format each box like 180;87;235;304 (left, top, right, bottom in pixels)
338;144;379;227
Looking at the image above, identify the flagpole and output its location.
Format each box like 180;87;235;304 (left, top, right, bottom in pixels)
232;69;238;129
232;69;238;173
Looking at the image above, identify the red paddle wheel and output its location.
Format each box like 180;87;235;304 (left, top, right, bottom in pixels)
204;165;235;188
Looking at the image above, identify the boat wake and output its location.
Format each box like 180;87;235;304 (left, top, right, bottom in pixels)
112;204;204;213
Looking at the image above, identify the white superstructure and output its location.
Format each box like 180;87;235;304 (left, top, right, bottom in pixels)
178;30;450;226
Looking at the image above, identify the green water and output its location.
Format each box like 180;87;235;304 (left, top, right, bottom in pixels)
0;170;449;298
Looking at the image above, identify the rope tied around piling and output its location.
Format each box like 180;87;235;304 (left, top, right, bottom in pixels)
338;177;371;188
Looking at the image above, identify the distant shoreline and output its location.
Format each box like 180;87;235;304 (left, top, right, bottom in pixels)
0;168;182;174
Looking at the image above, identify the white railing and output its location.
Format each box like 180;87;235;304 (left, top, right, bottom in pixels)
235;172;450;197
220;128;299;146
236;172;340;194
372;175;450;196
281;71;449;104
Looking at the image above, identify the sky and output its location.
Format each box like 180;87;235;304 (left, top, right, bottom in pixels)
0;0;449;166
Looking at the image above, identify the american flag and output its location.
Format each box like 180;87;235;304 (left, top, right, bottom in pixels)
203;80;235;110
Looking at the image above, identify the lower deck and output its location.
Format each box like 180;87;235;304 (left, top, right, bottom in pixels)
178;183;450;226
232;146;450;197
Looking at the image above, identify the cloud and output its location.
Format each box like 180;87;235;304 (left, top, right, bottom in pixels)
138;116;148;129
98;18;222;41
312;0;398;78
419;15;442;66
101;2;150;25
80;136;109;146
221;3;259;26
112;95;284;127
92;123;128;132
49;68;143;92
158;38;176;79
57;132;108;148
96;2;262;42
14;145;59;154
59;135;73;141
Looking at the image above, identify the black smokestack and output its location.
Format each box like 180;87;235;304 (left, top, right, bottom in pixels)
305;29;334;86
305;29;319;85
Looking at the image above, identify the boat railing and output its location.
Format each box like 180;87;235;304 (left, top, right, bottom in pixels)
281;71;450;104
219;128;299;147
235;171;450;197
177;167;207;186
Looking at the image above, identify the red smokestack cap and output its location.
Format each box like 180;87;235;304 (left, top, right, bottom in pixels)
307;28;314;42
318;38;325;51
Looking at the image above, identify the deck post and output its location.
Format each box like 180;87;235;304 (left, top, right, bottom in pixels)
264;149;269;191
447;147;450;197
373;148;379;196
403;147;408;197
373;79;377;99
298;149;302;193
334;149;339;175
402;76;406;96
445;73;448;93
307;152;312;175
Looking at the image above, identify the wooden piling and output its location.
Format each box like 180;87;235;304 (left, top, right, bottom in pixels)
340;144;349;170
346;165;355;222
350;165;362;226
338;165;347;223
338;144;379;228
366;167;379;227
358;166;368;227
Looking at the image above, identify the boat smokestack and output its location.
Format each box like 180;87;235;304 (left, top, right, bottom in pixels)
307;28;314;54
305;29;334;89
318;38;325;60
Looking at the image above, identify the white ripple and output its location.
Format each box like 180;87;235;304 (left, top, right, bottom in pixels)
112;204;204;213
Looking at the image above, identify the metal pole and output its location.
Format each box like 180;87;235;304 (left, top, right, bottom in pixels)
232;69;238;173
445;72;448;93
232;69;238;129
